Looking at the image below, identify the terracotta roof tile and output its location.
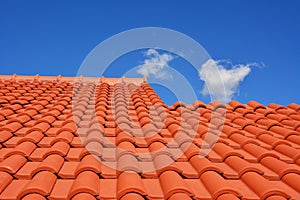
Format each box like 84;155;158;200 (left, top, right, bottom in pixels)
0;172;12;194
159;170;193;199
22;193;47;200
0;75;300;199
68;171;99;199
117;171;147;199
18;171;57;199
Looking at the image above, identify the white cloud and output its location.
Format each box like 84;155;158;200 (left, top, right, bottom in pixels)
199;59;258;103
136;49;174;80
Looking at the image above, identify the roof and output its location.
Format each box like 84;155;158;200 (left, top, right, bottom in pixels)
0;74;300;200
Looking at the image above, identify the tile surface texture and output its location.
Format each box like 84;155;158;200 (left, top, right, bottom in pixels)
0;75;300;200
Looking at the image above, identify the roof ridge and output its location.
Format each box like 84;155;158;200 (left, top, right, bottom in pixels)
0;74;147;84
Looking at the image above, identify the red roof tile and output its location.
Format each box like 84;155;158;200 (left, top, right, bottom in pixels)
0;74;300;199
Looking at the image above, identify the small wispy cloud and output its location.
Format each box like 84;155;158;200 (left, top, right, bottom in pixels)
136;49;174;80
199;59;260;102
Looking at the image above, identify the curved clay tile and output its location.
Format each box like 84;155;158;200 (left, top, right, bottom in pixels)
116;131;135;145
225;155;263;177
243;143;280;162
232;118;254;129
169;192;193;200
72;193;97;200
256;118;280;130
288;103;300;111
68;171;100;199
256;108;277;117
29;148;49;162
82;129;105;144
180;142;201;159
5;104;22;112
260;156;300;178
0;109;15;118
235;107;254;116
192;100;206;109
241;171;290;199
18;171;57;199
142;124;158;135
53;131;74;144
117;123;133;136
244;113;264;122
164;117;180;128
230;133;260;147
274;144;300;161
213;143;243;161
30;122;50;133
145;134;166;146
19;131;44;145
95;104;106;113
7;141;36;158
47;109;61;118
84;141;103;157
117;154;141;173
32;154;64;176
176;162;198;178
58;162;79;179
65;148;89;162
7;114;31;124
151;98;163;105
201;171;241;199
281;119;300;130
0;121;23;133
269;126;298;138
134;102;147;111
117;141;136;158
115;116;130;126
167;123;180;135
217;193;240;200
195;124;209;137
190;156;222;176
44;141;70;157
247;100;266;111
159;170;193;199
149;141;170;158
141;179;163;199
229;100;246;111
37;137;55;148
60;122;77;133
244;125;269;138
139;116;151;127
258;134;290;149
114;110;129;119
154;154;181;176
286;135;300;145
210;100;226;110
117;172;147;199
75;155;101;176
54;99;69;107
37;115;56;124
0;154;27;174
0;130;13;143
22;193;46;200
185;117;200;128
113;100;127;109
282;172;300;193
268;103;286;111
210;117;225;129
222;125;243;138
266;113;289;122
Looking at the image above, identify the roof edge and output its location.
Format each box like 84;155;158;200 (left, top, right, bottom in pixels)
0;74;147;84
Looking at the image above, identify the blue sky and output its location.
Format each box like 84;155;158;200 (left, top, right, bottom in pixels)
0;1;299;106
